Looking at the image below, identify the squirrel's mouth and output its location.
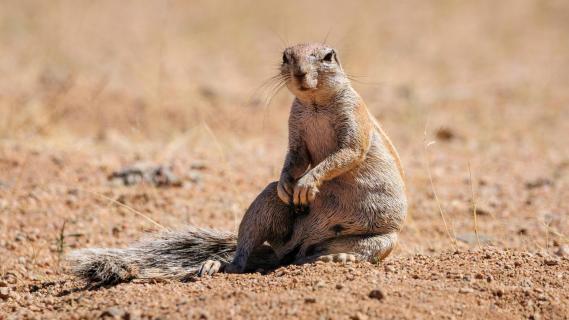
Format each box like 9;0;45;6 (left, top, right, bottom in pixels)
297;80;318;92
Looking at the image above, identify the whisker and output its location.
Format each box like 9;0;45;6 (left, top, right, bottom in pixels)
346;74;384;86
247;74;288;106
322;27;333;45
261;80;288;129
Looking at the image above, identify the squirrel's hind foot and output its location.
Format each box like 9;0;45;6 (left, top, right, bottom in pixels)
318;253;358;263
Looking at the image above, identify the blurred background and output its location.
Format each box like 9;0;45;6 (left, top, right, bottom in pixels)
2;0;568;143
0;0;568;254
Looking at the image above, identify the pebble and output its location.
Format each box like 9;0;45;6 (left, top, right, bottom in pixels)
335;283;344;290
368;289;385;300
384;265;396;273
529;313;541;320
274;270;285;277
493;288;504;297
304;297;316;304
313;280;325;289
190;161;208;170
555;246;568;257
100;306;127;318
350;312;369;320
0;287;10;300
544;257;559;266
474;206;491;216
459;287;474;294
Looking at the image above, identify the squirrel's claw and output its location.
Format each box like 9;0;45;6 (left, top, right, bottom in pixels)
197;260;223;277
293;174;319;206
318;253;357;263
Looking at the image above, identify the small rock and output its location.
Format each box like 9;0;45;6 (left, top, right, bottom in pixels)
384;265;396;273
493;288;504;297
5;274;18;284
555;246;569;257
350;312;369;320
335;283;344;290
0;287;10;300
313;280;325;289
100;306;126;319
544;257;559;266
188;172;203;183
517;228;528;235
529;313;541;320
459;287;474;294
304;297;316;304
0;281;7;287
474;206;491;216
525;178;552;189
368;289;385;300
190;161;208;170
109;164;182;188
521;279;533;288
435;127;455;141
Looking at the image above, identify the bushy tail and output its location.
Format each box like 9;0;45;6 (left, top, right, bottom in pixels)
67;227;237;287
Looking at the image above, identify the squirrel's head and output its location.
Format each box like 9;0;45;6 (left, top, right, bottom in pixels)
280;43;349;104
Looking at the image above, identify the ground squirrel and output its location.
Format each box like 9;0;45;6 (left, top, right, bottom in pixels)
68;43;407;286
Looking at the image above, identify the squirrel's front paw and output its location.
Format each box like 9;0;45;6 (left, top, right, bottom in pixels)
293;173;319;206
277;179;293;204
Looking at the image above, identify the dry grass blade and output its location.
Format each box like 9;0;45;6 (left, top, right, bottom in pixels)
202;121;243;232
468;161;481;247
423;126;457;249
56;220;67;266
79;188;168;231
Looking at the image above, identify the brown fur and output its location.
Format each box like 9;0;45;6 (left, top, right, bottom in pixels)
226;43;407;273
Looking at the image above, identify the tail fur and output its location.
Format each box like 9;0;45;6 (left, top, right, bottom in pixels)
67;227;237;286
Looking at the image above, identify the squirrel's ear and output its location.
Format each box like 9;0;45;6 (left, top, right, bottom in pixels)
333;50;343;71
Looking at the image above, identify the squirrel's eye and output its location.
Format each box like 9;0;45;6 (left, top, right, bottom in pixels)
323;51;334;62
282;53;289;64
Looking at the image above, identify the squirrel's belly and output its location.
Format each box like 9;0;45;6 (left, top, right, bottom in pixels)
302;113;336;165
